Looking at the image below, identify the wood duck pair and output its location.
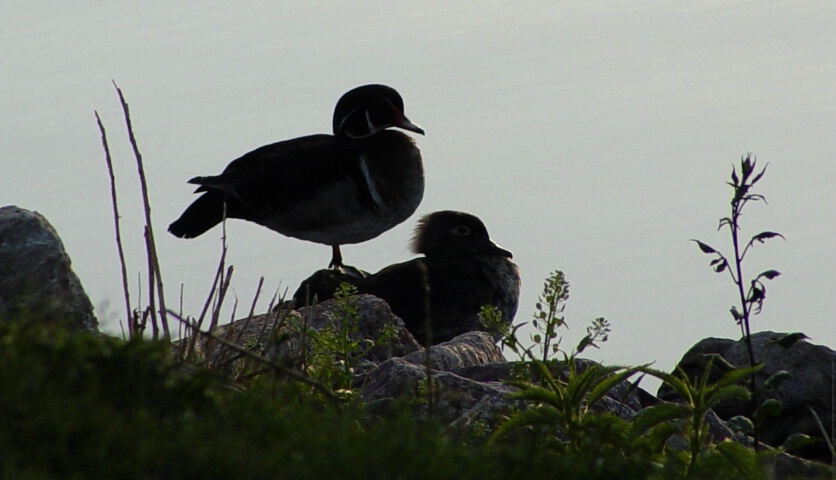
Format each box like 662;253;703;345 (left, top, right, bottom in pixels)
168;84;425;269
171;86;521;345
293;211;521;346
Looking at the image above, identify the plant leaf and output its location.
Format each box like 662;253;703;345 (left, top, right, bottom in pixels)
780;433;818;453
628;402;691;440
705;384;751;405
746;285;765;304
642;422;683;453
586;366;640;407
575;334;592;354
749;231;785;244
636;366;692;403
727;415;754;435
754;398;783;420
742;156;753;178
763;370;790;391
756;269;781;281
749;163;768;185
716;440;762;477
713;363;762;387
691;239;718;254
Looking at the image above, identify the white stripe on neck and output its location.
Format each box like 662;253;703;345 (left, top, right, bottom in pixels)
359;155;384;209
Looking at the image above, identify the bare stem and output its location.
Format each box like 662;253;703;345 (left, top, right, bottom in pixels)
113;81;170;339
95;111;134;336
417;261;435;415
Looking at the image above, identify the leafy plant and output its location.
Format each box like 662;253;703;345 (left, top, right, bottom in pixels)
295;283;396;400
692;154;783;340
485;270;611;365
487;271;638;452
692;153;787;451
639;357;760;476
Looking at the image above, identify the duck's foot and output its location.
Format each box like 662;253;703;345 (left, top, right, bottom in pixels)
334;264;368;280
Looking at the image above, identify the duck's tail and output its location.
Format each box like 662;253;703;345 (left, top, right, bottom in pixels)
168;192;226;238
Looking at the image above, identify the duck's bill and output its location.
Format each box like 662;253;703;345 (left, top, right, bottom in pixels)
484;241;513;258
396;116;425;135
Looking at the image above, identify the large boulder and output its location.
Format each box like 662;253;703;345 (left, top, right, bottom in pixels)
175;294;422;375
0;206;97;331
660;332;834;463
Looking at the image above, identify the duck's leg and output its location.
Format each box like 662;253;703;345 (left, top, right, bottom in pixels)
329;245;343;269
328;245;367;279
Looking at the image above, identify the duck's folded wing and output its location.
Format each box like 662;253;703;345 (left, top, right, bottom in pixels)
191;135;377;214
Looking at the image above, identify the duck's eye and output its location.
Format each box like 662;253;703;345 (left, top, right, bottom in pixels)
452;225;470;236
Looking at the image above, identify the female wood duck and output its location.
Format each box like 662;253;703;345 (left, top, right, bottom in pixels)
168;84;425;269
293;211;521;346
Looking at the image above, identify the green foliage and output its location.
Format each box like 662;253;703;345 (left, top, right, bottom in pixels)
493;361;641;452
0;319;721;480
489;271;632;452
486;271;784;478
490;270;611;364
294;283;396;401
0;321;220;477
531;270;569;362
639;357;760;476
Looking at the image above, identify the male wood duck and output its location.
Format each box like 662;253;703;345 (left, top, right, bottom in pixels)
168;84;425;269
293;211;521;346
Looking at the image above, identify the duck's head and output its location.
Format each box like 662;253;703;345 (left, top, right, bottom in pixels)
410;211;512;258
333;84;425;139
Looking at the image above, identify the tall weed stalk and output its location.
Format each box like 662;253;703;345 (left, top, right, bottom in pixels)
692;153;784;451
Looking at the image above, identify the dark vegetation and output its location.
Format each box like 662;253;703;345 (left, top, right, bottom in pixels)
0;86;831;478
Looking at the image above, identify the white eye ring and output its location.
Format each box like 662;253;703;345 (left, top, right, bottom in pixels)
452;225;470;236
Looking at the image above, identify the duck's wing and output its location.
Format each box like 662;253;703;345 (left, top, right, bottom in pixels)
190;134;377;215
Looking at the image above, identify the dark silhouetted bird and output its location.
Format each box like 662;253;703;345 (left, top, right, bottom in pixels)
293;210;521;346
168;84;425;269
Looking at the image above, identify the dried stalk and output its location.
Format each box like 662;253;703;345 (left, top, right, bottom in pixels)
94;111;133;336
113;81;170;339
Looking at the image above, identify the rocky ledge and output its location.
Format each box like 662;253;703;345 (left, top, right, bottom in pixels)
179;294;834;477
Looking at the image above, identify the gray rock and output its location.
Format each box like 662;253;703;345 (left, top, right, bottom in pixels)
361;357;518;427
177;290;835;472
664;407;744;452
401;331;504;371
661;331;834;463
285;294;423;364
0;206;97;331
765;451;835;480
176;294;422;375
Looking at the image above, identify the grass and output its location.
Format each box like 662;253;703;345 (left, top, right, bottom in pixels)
0;319;668;480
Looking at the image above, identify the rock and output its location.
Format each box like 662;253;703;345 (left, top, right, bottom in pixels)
765;451;835;480
0;206;97;331
175;293;835;472
176;294;422;375
285;294;423;364
661;331;834;463
361;357;519;427
663;408;744;452
401;331;504;371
